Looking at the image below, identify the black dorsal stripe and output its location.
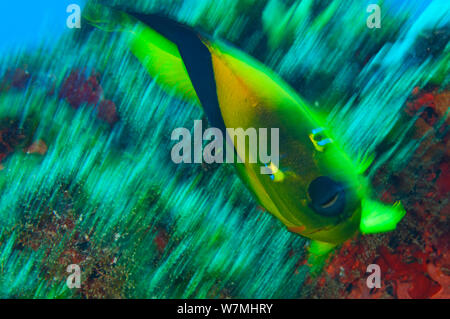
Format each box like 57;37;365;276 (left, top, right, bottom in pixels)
125;12;227;133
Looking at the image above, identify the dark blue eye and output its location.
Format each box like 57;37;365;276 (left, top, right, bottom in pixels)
308;176;346;217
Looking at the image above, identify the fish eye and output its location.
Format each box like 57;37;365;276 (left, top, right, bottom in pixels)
308;176;346;217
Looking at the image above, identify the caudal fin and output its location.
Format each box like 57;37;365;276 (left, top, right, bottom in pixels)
82;4;201;105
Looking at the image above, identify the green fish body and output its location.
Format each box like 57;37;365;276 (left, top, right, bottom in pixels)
85;6;406;258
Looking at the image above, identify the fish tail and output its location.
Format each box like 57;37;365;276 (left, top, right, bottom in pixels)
82;4;201;105
82;3;132;33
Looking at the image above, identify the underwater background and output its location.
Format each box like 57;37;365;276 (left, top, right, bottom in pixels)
0;0;448;298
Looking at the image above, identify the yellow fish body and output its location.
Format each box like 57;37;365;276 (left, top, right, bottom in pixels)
85;7;406;259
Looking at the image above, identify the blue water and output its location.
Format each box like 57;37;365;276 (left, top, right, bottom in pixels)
0;0;86;53
0;0;441;54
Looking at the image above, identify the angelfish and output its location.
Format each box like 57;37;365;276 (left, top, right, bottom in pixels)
84;6;406;261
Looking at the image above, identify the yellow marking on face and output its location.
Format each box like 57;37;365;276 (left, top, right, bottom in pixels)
268;162;285;182
308;133;325;152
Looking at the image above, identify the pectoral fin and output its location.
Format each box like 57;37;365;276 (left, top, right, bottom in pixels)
308;240;336;256
360;199;406;234
307;240;337;275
